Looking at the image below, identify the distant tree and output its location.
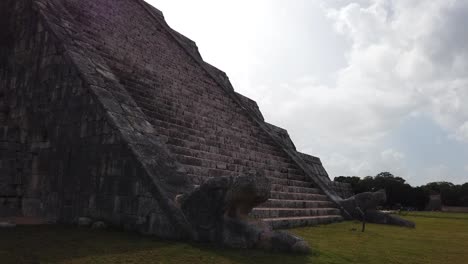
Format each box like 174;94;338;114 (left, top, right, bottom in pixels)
335;172;430;210
356;176;375;193
460;183;468;206
375;171;394;178
372;172;412;208
334;173;468;210
422;182;463;206
407;186;430;210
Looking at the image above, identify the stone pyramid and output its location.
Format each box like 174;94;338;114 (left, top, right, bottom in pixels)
0;0;352;238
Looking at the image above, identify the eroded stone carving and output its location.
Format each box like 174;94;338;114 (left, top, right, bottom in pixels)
339;189;415;228
177;171;311;254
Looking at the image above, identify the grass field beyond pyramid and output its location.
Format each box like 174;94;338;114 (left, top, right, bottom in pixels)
1;212;467;264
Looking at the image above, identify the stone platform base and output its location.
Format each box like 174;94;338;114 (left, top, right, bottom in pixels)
0;217;52;226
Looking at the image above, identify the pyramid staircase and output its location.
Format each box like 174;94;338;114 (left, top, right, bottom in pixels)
111;71;344;229
112;71;344;229
3;0;349;229
250;175;343;229
55;1;344;229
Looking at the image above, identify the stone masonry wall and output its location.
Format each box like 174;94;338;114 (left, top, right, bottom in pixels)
297;153;352;198
0;0;180;238
328;182;354;199
57;0;313;186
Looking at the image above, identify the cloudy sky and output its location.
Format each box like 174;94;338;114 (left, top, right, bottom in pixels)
148;0;468;186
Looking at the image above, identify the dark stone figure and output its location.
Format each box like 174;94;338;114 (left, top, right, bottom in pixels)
425;194;442;211
339;189;415;228
177;171;311;254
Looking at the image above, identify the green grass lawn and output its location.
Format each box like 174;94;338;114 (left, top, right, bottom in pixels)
1;212;467;264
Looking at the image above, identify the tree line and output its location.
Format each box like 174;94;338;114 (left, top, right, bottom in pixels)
334;172;468;210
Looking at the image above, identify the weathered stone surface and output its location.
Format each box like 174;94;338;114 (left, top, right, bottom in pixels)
77;217;92;227
0;222;16;228
339;190;415;228
225;171;271;219
365;211;415;228
179;172;266;243
426;194;442;211
328;181;354;199
179;172;310;253
0;0;192;239
269;231;311;254
340;189;387;215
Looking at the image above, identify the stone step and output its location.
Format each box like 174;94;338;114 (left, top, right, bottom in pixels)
262;215;343;229
270;191;328;201
140;103;291;159
271;184;322;194
167;138;297;170
251;207;341;219
0;216;51;225
265;172;308;182
262;199;335;208
267;177;313;188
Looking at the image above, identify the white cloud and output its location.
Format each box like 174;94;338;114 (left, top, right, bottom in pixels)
327;0;468;136
423;164;451;183
251;0;468;183
420;164;467;185
453;122;468;142
381;149;405;162
148;0;468;185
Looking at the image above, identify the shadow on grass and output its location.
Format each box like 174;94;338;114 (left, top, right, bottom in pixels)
189;243;311;264
0;225;310;264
